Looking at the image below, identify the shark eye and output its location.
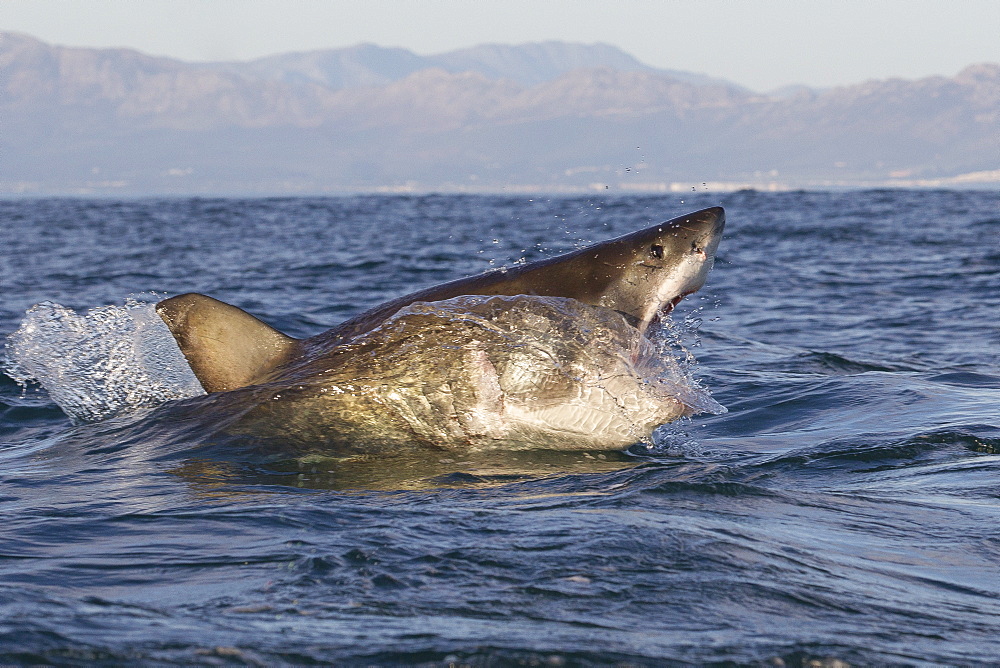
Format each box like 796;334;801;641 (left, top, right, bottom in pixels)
650;244;664;259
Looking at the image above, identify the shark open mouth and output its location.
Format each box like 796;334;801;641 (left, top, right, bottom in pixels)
636;292;690;338
663;293;686;315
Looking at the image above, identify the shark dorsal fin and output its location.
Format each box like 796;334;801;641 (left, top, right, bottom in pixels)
155;293;297;393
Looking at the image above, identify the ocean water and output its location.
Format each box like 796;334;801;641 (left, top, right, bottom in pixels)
1;190;998;665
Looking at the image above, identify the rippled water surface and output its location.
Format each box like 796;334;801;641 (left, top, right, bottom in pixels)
1;191;999;665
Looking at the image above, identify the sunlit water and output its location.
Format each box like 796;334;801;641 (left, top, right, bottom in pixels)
1;191;998;665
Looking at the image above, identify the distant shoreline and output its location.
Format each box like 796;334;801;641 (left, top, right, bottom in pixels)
2;180;999;199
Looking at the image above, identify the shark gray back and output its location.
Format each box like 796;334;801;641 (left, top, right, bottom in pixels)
313;206;725;346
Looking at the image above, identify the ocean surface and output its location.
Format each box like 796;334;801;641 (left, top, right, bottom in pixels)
1;190;998;666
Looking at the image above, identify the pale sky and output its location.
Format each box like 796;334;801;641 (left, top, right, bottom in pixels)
1;0;998;91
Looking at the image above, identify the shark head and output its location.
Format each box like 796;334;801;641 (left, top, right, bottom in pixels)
587;206;725;334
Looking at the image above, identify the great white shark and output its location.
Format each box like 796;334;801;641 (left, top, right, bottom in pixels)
153;206;725;453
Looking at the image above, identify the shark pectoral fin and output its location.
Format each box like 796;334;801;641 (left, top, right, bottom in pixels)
155;293;297;393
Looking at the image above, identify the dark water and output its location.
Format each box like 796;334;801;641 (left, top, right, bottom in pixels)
1;191;999;666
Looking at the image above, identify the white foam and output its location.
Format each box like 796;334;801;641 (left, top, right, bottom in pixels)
3;298;205;423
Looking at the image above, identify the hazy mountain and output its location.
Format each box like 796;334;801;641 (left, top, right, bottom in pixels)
224;43;430;89
1;31;997;194
221;40;742;90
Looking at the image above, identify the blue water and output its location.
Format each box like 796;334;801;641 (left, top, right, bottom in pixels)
1;191;999;665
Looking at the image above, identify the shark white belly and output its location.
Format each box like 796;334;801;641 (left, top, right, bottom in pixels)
215;295;720;452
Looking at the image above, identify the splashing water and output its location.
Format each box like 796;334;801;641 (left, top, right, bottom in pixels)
639;303;727;455
649;305;726;416
3;298;205;423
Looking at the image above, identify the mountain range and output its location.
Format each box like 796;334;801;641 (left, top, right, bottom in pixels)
1;31;998;194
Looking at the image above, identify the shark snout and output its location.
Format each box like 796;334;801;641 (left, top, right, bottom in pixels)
683;207;726;255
